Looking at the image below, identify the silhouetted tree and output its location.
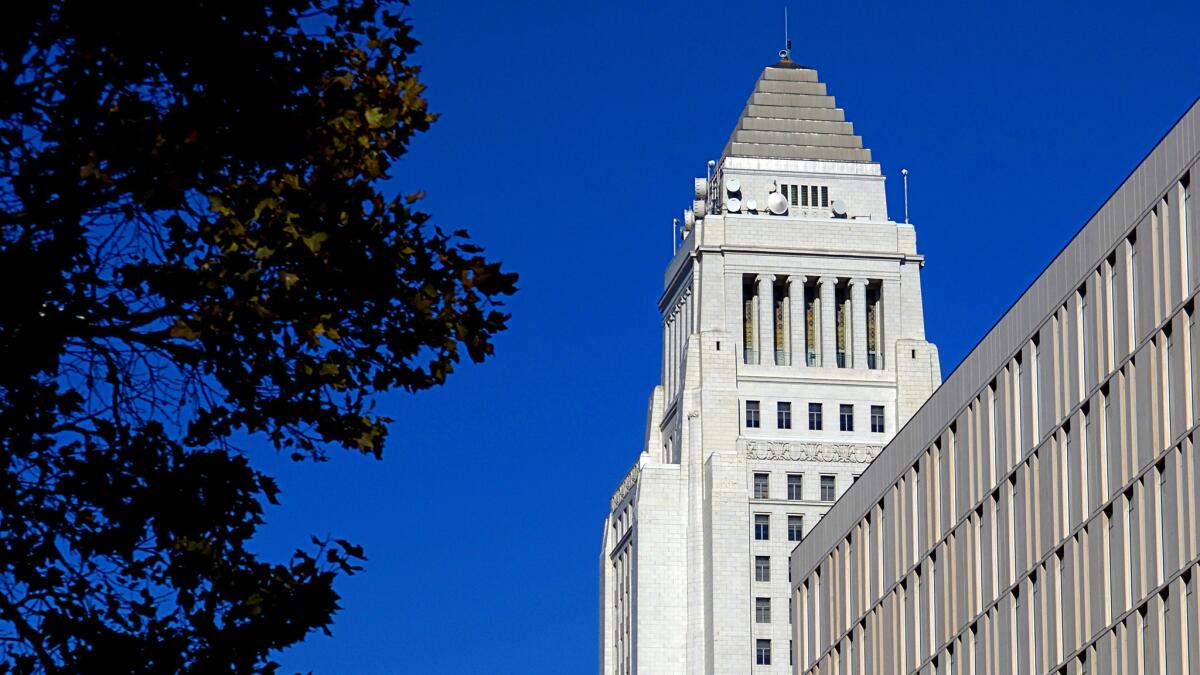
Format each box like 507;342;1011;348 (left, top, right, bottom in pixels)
0;1;516;672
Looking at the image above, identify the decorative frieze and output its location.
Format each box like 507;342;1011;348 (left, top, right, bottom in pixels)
744;440;882;464
610;459;642;510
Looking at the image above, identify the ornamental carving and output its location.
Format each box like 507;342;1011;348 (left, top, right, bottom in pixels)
610;461;641;510
744;441;881;464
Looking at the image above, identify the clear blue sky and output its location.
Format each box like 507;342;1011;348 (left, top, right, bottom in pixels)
253;1;1200;672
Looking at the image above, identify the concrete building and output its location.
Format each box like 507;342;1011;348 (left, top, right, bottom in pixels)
790;100;1200;673
598;56;940;674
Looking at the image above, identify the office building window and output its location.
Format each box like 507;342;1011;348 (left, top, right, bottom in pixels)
754;514;770;540
840;404;854;431
820;475;837;501
756;597;771;623
746;400;760;428
756;639;772;665
753;473;769;499
808;403;823;430
777;401;792;429
787;474;803;500
871;405;885;433
755;556;770;582
788;515;804;541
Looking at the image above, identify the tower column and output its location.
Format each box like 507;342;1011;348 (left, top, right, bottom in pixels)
756;274;775;365
851;278;868;369
788;275;807;366
819;276;837;367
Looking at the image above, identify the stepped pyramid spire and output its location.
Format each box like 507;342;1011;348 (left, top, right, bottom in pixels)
723;62;873;163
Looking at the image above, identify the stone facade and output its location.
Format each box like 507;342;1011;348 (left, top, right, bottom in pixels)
598;59;940;675
790;96;1200;675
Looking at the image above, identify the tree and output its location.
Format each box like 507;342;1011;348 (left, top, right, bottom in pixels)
0;1;516;672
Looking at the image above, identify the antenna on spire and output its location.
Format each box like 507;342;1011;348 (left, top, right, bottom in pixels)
780;7;791;61
901;168;911;224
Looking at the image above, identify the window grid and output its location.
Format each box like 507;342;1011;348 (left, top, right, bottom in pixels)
809;403;823;430
778;401;792;429
746;400;760;428
788;474;803;500
753;472;769;500
871;405;885;433
840;404;854;432
754;514;770;541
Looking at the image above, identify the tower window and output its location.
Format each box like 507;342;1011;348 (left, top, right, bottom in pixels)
871;405;885;433
787;474;803;500
754;514;770;540
753;472;769;499
777;402;792;429
746;400;760;428
756;639;772;665
756;597;771;623
840;404;854;431
755;556;770;582
788;515;804;541
820;475;837;501
808;403;823;430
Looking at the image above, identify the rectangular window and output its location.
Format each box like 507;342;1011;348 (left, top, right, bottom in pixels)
808;402;823;430
820;475;837;501
800;185;809;207
754;514;770;540
756;639;772;665
870;405;885;433
777;401;792;429
746;400;760;428
755;556;770;582
788;184;798;207
821;186;829;207
840;404;854;432
753;473;769;500
756;597;771;623
787;474;803;500
788;515;804;541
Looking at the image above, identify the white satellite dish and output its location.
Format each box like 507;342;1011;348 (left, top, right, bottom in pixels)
746;198;758;212
693;199;707;218
694;177;708;200
767;192;788;215
725;177;741;194
727;197;742;213
831;199;847;217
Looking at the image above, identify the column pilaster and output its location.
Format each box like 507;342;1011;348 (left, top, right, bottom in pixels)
756;274;775;365
819;276;837;367
788;276;807;366
851;278;868;369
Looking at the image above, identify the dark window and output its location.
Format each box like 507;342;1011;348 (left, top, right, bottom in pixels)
754;514;769;540
820;186;829;207
808;403;823;430
788;515;804;542
840;404;854;432
871;405;885;433
755;556;770;582
753;473;769;499
820;475;836;501
777;402;792;429
756;597;771;623
801;185;809;207
756;639;772;665
746;400;760;428
787;474;803;500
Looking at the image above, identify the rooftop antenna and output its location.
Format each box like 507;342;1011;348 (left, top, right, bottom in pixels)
672;217;679;254
780;8;791;61
901;168;910;224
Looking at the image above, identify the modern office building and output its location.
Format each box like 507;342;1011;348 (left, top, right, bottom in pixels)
598;55;941;674
790;100;1200;673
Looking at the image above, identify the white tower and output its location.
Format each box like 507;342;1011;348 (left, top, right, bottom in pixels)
599;56;941;675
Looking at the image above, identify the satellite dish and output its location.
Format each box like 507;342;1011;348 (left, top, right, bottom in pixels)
831;200;847;217
725;177;741;194
694;178;708;200
767;192;788;215
746;199;758;212
727;197;742;213
693;199;706;218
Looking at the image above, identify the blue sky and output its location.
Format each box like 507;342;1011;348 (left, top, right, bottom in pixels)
254;1;1200;672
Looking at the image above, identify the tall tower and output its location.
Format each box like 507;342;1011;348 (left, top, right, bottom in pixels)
598;57;941;675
